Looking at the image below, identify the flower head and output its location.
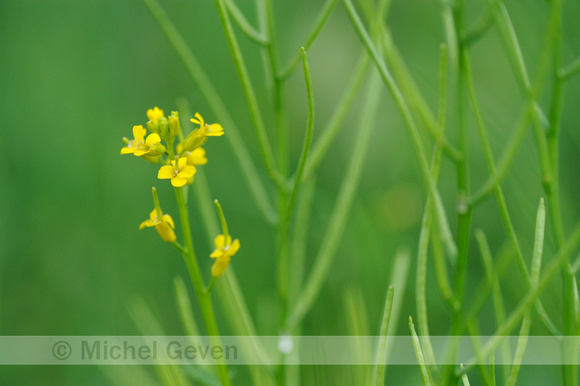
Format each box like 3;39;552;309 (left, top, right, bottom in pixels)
121;125;165;157
139;209;176;243
178;113;224;154
158;157;196;187
210;234;240;277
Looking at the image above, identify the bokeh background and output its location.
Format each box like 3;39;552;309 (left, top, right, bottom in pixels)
2;0;580;384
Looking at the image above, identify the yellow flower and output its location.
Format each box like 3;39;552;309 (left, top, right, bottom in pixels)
186;147;208;166
139;209;176;243
121;125;165;156
178;113;224;154
158;157;196;187
147;106;165;122
191;112;224;137
210;234;240;277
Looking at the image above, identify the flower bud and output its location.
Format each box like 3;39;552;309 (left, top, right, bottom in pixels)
169;111;181;138
179;128;207;154
140;154;161;164
155;221;176;243
158;117;169;138
147;120;160;134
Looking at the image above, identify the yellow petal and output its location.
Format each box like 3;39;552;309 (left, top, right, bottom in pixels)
161;214;175;229
210;249;222;258
149;209;158;222
171;177;188;187
214;234;226;249
147;106;164;121
134;149;149;156
120;146;135;155
133;125;146;142
177;165;196;179
158;165;175;179
191;112;204;126
229;239;240;255
139;219;155;229
145;133;161;146
205;123;224;136
188;148;208;165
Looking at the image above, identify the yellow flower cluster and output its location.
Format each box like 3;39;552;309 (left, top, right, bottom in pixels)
121;107;222;186
121;107;238;278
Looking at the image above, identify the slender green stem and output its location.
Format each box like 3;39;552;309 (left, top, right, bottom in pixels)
174;187;230;386
278;0;339;80
213;0;283;187
224;0;269;45
445;12;473;381
142;0;276;224
278;48;315;315
289;178;316;302
213;200;229;242
375;286;394;386
171;241;188;255
343;0;457;261
415;42;450;371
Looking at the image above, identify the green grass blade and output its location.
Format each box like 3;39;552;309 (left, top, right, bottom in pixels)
374;285;394;386
409;316;433;386
344;286;371;383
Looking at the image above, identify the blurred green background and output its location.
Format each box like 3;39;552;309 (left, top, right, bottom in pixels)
2;0;580;384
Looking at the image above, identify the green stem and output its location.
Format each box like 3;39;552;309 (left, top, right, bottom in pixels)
213;200;229;242
213;0;283;187
174;187;230;386
224;0;269;45
277;0;339;80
